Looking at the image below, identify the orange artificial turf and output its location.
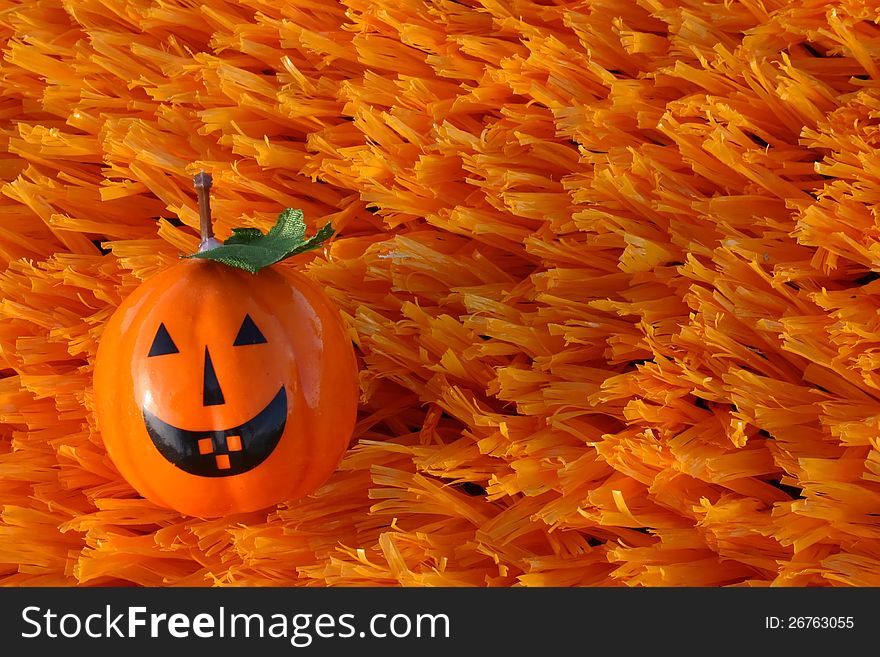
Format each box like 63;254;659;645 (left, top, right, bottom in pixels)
2;0;880;586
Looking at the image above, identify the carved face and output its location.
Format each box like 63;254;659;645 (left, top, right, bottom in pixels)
93;260;358;518
141;314;287;477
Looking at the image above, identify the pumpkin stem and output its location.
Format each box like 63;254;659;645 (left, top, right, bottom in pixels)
193;171;221;253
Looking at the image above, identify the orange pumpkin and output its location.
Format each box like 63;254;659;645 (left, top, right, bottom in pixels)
93;174;358;518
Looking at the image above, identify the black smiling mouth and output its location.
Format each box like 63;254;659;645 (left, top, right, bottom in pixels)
143;386;287;477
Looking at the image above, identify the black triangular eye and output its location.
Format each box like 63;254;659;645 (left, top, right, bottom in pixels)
148;323;179;357
233;314;267;346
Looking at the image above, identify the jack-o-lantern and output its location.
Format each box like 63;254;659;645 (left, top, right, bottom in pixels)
93;173;358;518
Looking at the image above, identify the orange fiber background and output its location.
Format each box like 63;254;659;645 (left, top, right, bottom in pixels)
2;0;880;587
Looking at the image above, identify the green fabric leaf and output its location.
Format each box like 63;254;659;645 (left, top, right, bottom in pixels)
187;208;334;274
224;227;265;245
